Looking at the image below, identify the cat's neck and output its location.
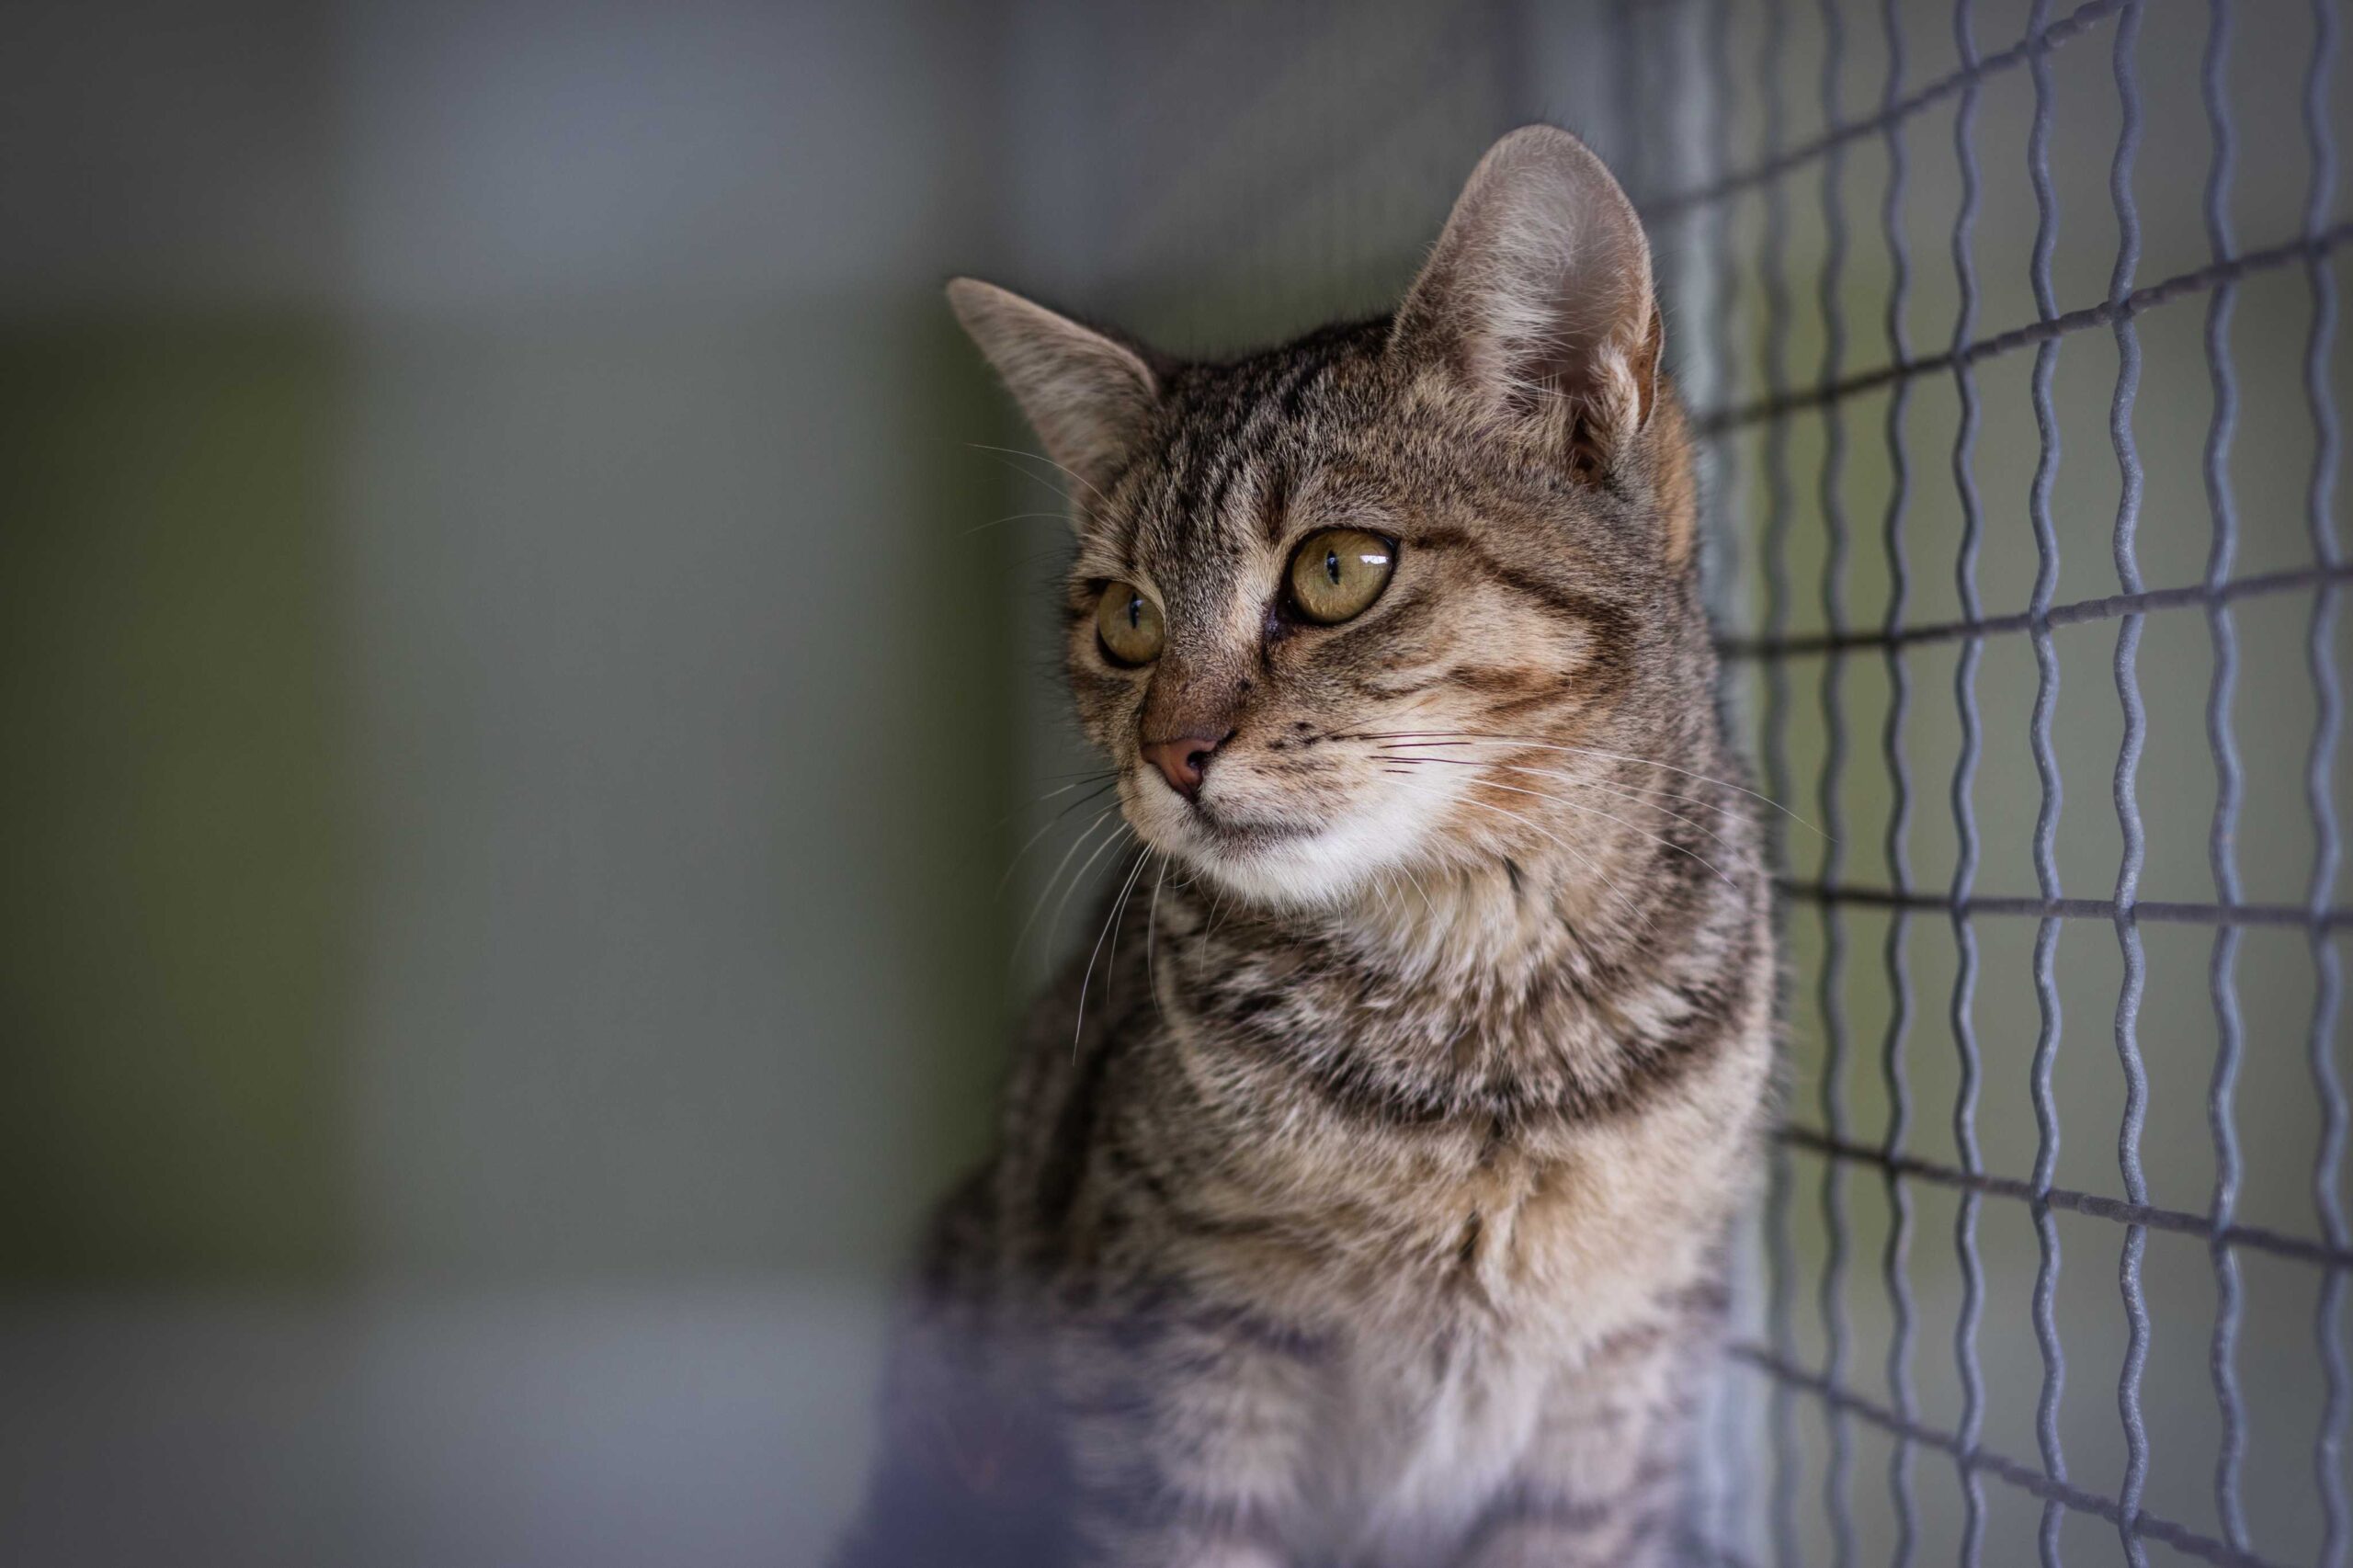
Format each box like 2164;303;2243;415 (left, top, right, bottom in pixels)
1189;837;1661;993
1328;856;1575;980
1142;824;1746;1135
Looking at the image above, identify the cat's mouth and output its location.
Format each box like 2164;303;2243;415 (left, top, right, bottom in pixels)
1185;800;1314;848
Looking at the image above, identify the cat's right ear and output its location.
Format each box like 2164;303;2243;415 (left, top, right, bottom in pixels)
947;278;1160;505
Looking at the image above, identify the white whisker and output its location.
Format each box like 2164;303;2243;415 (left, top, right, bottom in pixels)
1103;847;1148;989
965;440;1115;512
960;509;1074;538
1046;818;1136;960
1438;771;1734;885
1015;806;1120;954
1399;864;1440;922
1384;751;1751;823
1146;856;1169;1022
991;777;1119;875
1379;774;1659;937
1383;754;1745;861
1077;847;1153;1058
1362;729;1824;837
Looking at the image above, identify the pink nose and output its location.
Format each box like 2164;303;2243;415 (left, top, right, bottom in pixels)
1142;732;1229;800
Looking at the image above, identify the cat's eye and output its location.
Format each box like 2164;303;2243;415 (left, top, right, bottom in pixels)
1286;528;1395;625
1094;583;1165;665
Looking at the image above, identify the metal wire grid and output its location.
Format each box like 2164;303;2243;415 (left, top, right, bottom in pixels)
1641;0;2351;1563
996;2;2348;1558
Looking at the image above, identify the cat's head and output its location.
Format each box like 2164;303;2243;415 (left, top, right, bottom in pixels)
950;127;1709;912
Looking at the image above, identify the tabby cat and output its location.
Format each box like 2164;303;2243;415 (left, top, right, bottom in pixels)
837;126;1776;1568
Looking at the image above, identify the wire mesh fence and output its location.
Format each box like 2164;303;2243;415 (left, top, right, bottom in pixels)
1644;1;2353;1562
995;1;2353;1560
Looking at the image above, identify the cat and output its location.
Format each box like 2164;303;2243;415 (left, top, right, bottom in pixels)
835;125;1776;1568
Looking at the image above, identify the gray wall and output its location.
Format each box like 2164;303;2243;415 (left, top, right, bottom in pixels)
3;1;1022;1560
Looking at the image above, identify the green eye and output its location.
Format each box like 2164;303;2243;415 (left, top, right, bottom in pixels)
1286;528;1395;624
1094;583;1165;665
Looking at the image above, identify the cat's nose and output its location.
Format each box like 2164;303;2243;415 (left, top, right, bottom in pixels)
1142;731;1231;800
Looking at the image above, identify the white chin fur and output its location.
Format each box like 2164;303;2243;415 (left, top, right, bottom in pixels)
1126;770;1446;912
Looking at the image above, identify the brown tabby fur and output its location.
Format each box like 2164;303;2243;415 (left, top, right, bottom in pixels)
837;127;1776;1568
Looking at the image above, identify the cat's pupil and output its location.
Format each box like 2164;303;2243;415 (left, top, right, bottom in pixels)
1324;550;1341;585
1127;597;1141;629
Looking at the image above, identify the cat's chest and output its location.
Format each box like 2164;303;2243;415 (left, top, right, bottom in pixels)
1159;940;1745;1308
1308;1331;1547;1566
1190;1092;1680;1324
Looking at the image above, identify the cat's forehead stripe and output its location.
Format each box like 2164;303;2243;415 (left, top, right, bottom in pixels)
1133;331;1363;567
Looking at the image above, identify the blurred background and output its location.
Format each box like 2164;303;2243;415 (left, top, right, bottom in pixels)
2;2;2347;1564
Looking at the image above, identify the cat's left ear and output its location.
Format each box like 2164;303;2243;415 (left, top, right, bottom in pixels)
1392;126;1661;476
947;278;1160;507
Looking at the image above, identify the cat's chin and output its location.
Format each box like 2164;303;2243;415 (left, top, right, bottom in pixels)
1142;798;1426;913
1180;832;1357;910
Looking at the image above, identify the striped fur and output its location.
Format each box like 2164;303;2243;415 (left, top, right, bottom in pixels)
840;129;1774;1568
